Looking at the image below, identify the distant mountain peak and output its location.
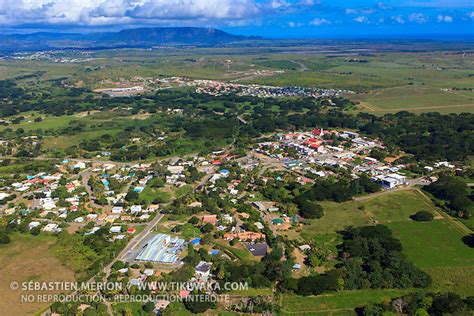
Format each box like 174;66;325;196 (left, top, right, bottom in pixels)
0;27;262;51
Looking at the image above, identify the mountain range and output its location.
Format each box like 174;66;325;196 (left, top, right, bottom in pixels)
0;27;262;51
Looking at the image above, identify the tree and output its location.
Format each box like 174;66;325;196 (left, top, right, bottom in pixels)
201;223;214;233
298;200;324;219
429;293;466;315
125;190;139;202
30;226;40;236
450;195;472;212
308;253;321;267
142;301;155;313
369;149;387;161
188;216;199;225
183;292;216;313
411;211;434;222
462;234;474;248
112;260;126;270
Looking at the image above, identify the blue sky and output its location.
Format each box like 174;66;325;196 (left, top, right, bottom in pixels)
0;0;473;37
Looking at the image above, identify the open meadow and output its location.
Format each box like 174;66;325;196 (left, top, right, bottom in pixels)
279;289;411;315
0;234;76;316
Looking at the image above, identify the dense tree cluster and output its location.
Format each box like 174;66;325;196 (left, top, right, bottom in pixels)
425;174;473;219
339;225;432;290
297;175;381;204
2;79;472;163
280;225;430;296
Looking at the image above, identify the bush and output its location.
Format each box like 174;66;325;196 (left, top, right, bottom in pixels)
0;231;11;244
112;260;126;270
30;226;41;236
411;211;434;222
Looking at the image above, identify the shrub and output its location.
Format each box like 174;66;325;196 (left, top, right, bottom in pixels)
411;211;434;222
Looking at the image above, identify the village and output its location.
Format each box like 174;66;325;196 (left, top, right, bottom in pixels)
0;126;462;314
92;75;353;99
256;128;418;189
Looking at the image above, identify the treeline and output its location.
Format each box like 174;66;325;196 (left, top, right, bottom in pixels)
358;291;474;316
247;109;474;162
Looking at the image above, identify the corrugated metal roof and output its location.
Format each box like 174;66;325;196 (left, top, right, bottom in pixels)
135;234;185;264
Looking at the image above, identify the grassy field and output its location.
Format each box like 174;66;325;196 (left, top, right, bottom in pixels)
387;220;474;295
352;86;474;114
140;185;173;204
300;189;436;240
279;289;411;315
0;233;76;316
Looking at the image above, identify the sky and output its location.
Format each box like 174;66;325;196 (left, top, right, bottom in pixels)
0;0;473;38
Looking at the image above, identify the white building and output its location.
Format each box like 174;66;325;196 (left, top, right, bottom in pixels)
195;261;212;280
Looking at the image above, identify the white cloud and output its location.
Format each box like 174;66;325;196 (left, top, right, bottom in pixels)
288;21;303;27
391;15;405;24
353;16;369;23
269;0;290;9
299;0;315;6
469;12;474;19
437;14;453;22
345;8;375;15
0;0;263;26
309;17;330;26
408;12;428;23
377;2;390;9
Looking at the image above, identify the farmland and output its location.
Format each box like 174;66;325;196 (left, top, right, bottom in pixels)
1;45;473;115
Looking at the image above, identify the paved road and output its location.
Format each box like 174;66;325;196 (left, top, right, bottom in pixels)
0;192;29;212
79;169;103;209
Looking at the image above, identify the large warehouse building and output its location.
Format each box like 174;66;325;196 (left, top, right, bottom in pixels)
135;233;185;264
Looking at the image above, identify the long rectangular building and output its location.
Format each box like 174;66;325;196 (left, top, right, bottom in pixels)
135;233;185;264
